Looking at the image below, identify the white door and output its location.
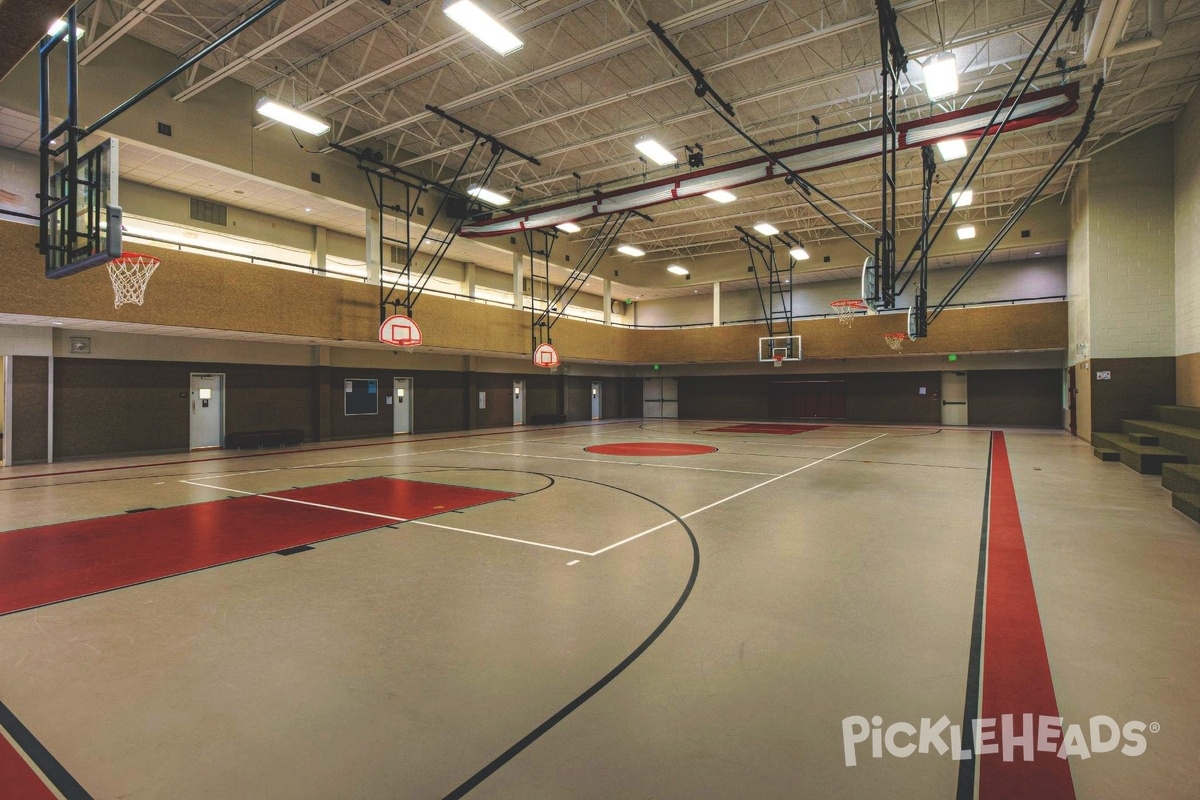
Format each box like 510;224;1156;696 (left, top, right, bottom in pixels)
393;377;413;434
662;377;679;419
643;378;663;418
941;371;968;426
591;381;601;420
513;380;526;425
190;373;225;449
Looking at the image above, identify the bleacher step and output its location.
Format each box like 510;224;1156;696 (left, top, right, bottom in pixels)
1117;420;1200;463
1152;405;1200;429
1093;447;1120;462
1163;464;1200;495
1172;493;1200;524
1128;433;1159;446
1091;433;1187;475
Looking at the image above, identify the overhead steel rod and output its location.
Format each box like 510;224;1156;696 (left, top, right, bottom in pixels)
85;0;289;135
927;79;1103;325
425;104;542;166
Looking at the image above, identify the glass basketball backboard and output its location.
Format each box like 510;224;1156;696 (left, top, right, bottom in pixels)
44;137;122;278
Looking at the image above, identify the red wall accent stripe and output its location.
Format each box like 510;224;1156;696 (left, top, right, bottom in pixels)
980;431;1076;799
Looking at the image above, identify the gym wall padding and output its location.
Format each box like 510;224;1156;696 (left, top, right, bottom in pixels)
11;355;49;463
968;369;1064;427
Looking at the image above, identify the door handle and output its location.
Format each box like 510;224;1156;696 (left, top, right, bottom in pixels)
942;401;966;405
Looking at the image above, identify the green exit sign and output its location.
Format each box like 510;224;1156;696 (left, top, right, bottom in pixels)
948;354;958;362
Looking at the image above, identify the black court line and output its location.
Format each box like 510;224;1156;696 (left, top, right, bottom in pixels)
441;473;700;799
956;433;995;800
0;698;93;800
124;507;155;514
276;545;315;556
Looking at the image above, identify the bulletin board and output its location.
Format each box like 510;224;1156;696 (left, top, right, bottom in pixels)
344;378;379;415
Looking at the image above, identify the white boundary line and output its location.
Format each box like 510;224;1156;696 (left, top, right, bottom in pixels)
587;433;887;556
179;479;590;555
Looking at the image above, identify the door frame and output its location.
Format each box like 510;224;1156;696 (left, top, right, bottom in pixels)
513;379;526;426
1067;365;1077;436
393;376;414;435
591;380;602;420
940;370;968;426
189;372;226;450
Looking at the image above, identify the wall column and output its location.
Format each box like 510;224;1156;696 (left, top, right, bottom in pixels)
713;281;721;326
603;278;612;326
465;262;476;298
312;225;328;273
512;251;524;310
365;209;381;283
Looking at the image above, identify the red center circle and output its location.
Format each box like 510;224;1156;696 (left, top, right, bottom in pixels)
584;442;718;457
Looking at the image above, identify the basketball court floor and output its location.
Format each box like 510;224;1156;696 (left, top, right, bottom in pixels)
1;420;1197;799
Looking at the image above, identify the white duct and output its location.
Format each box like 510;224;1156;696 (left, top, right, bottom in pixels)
1084;0;1164;65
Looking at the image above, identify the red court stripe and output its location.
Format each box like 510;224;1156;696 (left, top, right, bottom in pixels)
979;432;1075;799
703;423;827;434
0;736;57;800
0;479;516;617
583;443;718;456
273;477;515;519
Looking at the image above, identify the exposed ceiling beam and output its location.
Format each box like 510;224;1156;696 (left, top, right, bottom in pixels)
80;0;170;66
173;0;358;102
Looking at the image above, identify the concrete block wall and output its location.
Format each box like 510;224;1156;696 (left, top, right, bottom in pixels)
1067;164;1090;366
1086;125;1176;359
1175;95;1200;405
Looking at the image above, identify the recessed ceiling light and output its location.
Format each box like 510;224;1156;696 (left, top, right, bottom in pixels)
255;98;330;136
753;222;779;236
304;207;312;213
634;138;677;166
667;264;689;276
704;189;736;203
923;52;959;101
443;0;523;56
936;138;969;160
50;321;64;325
556;221;581;233
1034;250;1042;255
617;244;645;257
956;224;976;240
951;189;973;207
466;184;509;206
789;246;809;261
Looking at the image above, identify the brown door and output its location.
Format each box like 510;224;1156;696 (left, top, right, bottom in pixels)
1067;366;1077;436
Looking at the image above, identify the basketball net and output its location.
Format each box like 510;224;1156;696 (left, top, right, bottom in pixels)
107;252;161;308
831;299;866;326
884;333;907;352
773;354;784;368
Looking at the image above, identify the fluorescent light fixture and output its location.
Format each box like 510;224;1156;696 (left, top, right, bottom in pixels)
704;189;737;203
466;184;509;206
956;224;976;240
923;53;959;101
951;189;974;207
753;222;779;236
48;19;85;38
556;222;581;233
443;0;523;56
255;98;330;135
634;138;677;166
936;138;969;161
789;246;810;261
667;264;689;276
616;244;645;257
